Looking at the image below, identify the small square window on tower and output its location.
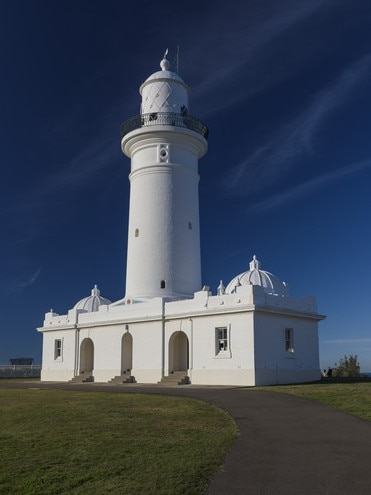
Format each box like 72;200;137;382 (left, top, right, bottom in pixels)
158;144;169;163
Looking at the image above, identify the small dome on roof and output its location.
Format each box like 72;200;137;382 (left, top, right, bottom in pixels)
73;285;112;312
225;256;289;296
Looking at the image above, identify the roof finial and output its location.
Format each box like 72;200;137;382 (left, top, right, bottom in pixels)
160;49;170;71
217;280;225;295
92;284;100;296
249;255;261;271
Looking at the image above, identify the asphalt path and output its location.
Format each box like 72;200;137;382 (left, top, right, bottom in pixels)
2;381;371;494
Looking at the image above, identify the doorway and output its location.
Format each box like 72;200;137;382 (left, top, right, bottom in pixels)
79;338;94;374
169;331;189;372
121;333;133;373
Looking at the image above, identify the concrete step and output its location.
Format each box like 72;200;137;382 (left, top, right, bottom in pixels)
109;373;135;384
158;372;190;385
69;371;94;383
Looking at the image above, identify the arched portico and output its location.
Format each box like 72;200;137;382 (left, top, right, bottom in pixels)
80;338;94;374
121;332;133;373
168;331;189;373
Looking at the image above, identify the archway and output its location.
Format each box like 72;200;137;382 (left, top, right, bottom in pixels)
169;331;189;372
121;333;133;373
80;338;94;374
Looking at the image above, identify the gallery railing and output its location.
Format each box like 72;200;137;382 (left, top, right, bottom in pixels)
121;112;209;140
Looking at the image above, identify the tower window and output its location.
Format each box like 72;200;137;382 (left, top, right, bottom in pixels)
188;221;192;230
158;144;169;162
285;328;294;353
135;228;139;238
54;339;62;359
160;280;166;289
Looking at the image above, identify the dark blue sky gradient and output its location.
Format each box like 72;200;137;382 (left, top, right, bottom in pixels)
1;0;371;370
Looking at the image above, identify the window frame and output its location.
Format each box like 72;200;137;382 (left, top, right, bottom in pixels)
285;327;294;354
215;325;231;357
54;339;62;360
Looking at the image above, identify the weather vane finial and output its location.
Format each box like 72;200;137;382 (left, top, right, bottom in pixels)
160;49;170;70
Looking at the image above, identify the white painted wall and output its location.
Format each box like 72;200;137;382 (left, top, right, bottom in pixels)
253;312;321;385
123;130;206;300
40;328;76;381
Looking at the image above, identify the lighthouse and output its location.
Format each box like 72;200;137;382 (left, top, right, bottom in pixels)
121;51;208;300
38;51;323;387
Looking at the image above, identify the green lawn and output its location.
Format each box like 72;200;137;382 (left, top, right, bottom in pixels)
3;382;370;494
0;389;237;495
254;382;371;421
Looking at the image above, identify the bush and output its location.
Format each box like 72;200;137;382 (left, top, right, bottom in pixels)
333;354;361;378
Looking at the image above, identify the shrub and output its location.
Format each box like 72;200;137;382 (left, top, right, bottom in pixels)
333;354;361;378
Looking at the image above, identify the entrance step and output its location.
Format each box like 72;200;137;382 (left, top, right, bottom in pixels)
158;371;190;385
108;371;135;384
69;371;94;383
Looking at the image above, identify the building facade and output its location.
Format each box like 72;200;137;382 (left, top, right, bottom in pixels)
38;53;324;386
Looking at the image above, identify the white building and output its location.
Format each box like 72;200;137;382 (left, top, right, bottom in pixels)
38;52;324;386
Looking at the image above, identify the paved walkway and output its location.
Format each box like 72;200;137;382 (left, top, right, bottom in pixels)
2;382;371;494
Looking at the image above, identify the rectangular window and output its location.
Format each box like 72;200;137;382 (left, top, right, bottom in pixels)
54;339;62;359
285;328;294;353
216;327;228;354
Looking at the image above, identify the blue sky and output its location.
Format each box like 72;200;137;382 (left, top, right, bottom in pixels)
1;0;371;371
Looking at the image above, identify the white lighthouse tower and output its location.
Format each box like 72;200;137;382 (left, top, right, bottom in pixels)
121;51;208;300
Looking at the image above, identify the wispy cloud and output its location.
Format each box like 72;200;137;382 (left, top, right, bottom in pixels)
8;125;120;220
225;53;371;196
2;120;122;254
245;158;371;214
322;338;371;345
20;1;340;211
14;268;42;290
33;2;329;200
43;134;118;195
192;0;331;114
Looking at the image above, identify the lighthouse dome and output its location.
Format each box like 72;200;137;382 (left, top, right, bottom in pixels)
140;50;190;115
73;285;112;312
225;256;289;297
143;68;185;85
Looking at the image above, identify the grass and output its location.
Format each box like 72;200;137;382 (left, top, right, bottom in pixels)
254;382;371;421
0;389;237;495
4;381;369;494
